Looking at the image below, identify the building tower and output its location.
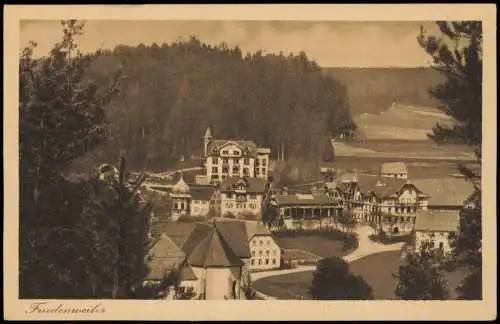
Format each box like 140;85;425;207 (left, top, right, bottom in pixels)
170;173;191;221
203;125;213;158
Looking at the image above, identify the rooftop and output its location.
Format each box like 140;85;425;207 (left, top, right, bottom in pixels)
412;178;475;207
190;185;216;201
207;139;258;157
145;235;186;281
415;210;460;232
275;194;341;206
219;176;267;194
187;226;244;268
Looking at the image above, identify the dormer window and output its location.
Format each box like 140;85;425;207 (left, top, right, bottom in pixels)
233;150;240;156
222;150;229;155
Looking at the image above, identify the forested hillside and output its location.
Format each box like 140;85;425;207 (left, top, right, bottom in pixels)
76;37;355;171
323;67;445;115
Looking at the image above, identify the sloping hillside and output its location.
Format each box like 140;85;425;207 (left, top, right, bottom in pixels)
323;67;445;115
353;102;454;140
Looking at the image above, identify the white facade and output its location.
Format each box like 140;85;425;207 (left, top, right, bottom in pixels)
248;235;281;270
220;192;263;218
206;143;257;180
184;266;242;300
415;230;455;255
202;127;270;183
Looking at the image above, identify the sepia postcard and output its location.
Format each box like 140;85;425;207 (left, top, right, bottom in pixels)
3;4;497;321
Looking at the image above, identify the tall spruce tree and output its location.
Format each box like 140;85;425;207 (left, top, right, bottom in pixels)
418;21;482;300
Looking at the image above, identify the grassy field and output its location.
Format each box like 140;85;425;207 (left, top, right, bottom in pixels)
276;236;349;259
254;251;468;300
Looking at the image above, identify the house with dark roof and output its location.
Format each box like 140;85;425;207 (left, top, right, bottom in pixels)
190;185;216;217
202;126;271;183
412;178;474;211
414;210;459;254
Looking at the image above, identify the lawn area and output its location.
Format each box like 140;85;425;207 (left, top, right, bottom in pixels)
253;251;468;300
253;271;313;300
276;236;348;259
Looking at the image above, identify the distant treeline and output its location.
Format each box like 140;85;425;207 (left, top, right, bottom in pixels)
323;67;445;115
81;37;355;171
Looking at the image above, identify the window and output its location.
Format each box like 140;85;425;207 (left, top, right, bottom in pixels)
256;160;260;166
258;259;262;265
222;150;229;155
266;250;270;256
265;259;269;265
244;158;250;165
272;259;276;265
236;203;242;209
249;203;256;209
222;167;228;174
212;157;218;164
252;240;256;245
243;168;249;176
262;168;267;174
233;150;240;156
259;250;262;256
260;240;263;246
212;167;218;173
233;166;239;173
223;158;229;164
251;259;255;265
262;158;267;165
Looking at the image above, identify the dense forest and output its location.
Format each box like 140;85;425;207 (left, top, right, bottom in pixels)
78;37;355;172
324;67;445;115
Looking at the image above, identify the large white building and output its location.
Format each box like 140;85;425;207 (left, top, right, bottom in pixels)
202;126;271;183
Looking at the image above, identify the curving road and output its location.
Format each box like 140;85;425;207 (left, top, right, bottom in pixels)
251;225;405;299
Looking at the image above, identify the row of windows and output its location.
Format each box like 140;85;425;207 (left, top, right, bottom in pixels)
251;258;277;266
251;249;278;257
225;202;257;209
212;166;250;174
384;216;416;223
255;158;268;166
252;239;273;246
255;168;267;175
226;194;258;200
212;157;251;165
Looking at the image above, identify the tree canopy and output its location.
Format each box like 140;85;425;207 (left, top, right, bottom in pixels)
310;256;374;300
82;37;355;171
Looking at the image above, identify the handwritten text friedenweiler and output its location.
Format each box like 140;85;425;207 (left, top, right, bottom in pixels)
25;302;105;314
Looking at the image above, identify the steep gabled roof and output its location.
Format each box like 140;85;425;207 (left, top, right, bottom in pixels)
207;139;258;156
190;185;216;201
145;235;186;281
244;220;272;240
187;226;244;267
150;221;196;247
412;178;474;206
181;223;214;256
213;219;251;258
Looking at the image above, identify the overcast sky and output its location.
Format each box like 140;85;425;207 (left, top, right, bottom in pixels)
20;20;440;68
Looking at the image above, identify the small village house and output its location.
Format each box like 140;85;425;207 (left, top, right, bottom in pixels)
414;210;460;255
245;221;281;270
381;162;408;180
169;174;192;221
